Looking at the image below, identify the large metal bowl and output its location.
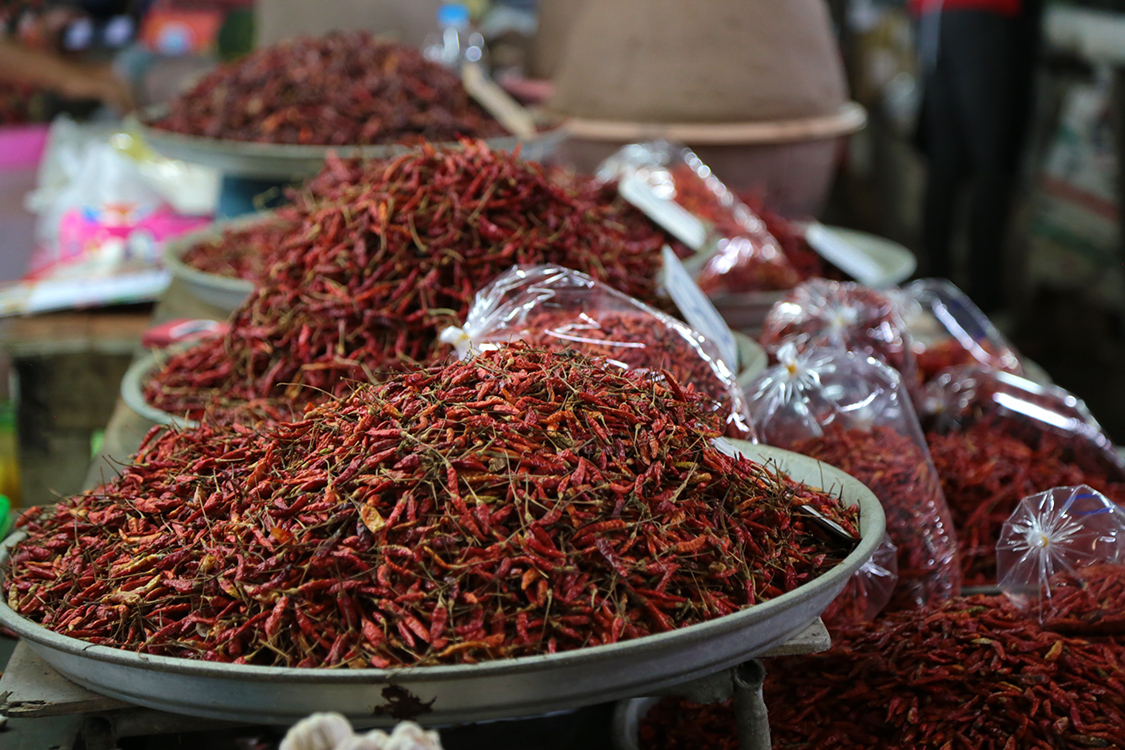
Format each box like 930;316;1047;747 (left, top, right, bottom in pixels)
130;104;569;180
0;441;883;726
163;215;270;313
119;349;201;430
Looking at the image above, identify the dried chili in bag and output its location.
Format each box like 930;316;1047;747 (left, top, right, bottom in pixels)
897;278;1024;383
747;343;961;610
596;141;802;293
441;265;754;439
819;532;898;628
923;365;1125;478
759;279;919;391
997;485;1125;635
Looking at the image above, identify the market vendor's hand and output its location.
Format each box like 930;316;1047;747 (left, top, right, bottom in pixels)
60;64;135;112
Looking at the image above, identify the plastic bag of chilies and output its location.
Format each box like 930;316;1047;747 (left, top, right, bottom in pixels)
596;140;802;293
998;485;1125;635
760;279;920;394
923;365;1125;478
896;278;1025;383
747;343;962;611
440;265;755;439
819;532;899;629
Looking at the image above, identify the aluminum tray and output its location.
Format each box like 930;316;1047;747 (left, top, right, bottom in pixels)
120;349;201;430
164;216;264;313
0;442;883;726
130;105;569;180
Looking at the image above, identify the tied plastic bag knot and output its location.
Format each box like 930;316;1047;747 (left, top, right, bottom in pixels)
439;325;474;358
998;485;1125;633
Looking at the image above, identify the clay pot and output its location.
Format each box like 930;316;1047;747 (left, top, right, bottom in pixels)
543;0;863;216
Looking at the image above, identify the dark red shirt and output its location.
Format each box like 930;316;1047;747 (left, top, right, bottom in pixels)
910;0;1022;17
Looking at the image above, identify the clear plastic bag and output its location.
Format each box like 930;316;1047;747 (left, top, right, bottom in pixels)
820;532;899;628
746;343;961;610
441;265;755;438
997;485;1125;634
897;279;1024;383
596;140;802;293
760;279;919;390
923;365;1125;478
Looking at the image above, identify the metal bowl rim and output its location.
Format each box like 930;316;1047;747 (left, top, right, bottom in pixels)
0;442;882;683
119;349;203;430
130;104;568;161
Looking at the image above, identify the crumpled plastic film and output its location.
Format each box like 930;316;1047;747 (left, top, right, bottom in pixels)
897;278;1024;383
998;485;1125;634
760;279;919;392
441;264;755;439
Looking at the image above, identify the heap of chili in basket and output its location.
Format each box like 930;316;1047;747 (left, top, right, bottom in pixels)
180;218;296;283
152;32;506;146
788;422;961;610
10;348;859;668
927;416;1125;586
638;595;1125;750
144;141;675;423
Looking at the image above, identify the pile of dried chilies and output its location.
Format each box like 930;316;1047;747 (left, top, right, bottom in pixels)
9;348;859;668
153;32;506;145
638;595;1125;750
144;141;675;422
180;219;296;283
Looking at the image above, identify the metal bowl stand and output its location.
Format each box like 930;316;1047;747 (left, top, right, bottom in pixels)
0;619;829;749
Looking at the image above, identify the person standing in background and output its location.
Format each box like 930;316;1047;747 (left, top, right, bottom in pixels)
912;0;1042;314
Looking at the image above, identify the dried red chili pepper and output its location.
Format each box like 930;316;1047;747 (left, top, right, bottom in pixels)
10;348;858;668
1041;564;1125;636
788;423;961;610
144;141;677;423
737;192;831;282
153;33;506;146
180;218;297;283
927;417;1125;586
639;594;1125;750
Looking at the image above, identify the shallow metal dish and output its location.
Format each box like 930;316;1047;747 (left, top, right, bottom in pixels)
119;349;201;430
164;215;268;313
0;441;883;726
130;105;569;180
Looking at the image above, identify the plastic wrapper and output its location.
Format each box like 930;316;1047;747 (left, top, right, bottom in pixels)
998;485;1125;634
596;140;802;293
923;365;1125;478
746;343;961;610
759;279;919;390
820;532;899;628
441;265;755;439
897;278;1024;383
281;713;443;750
